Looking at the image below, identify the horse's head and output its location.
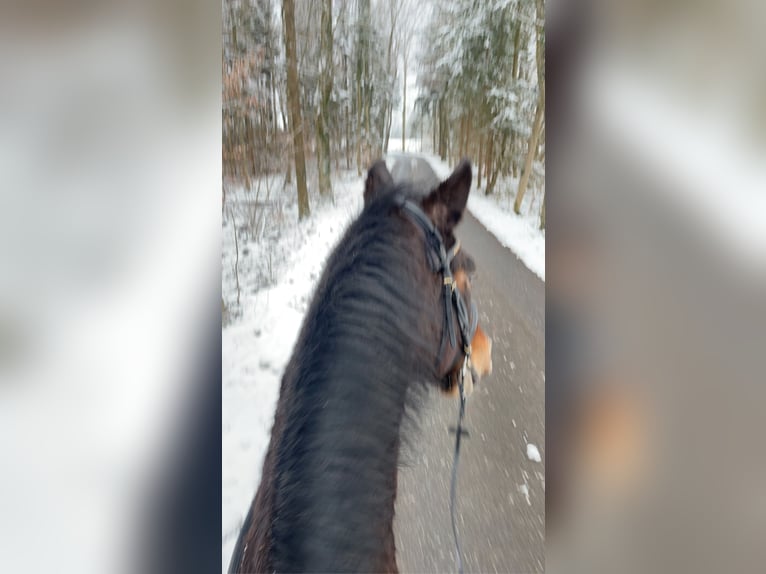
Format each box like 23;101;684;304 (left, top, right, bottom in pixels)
364;159;492;396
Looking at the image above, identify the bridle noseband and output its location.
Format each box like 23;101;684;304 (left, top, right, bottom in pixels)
396;194;477;574
395;195;478;376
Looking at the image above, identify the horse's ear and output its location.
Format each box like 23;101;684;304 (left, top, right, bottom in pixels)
424;158;472;237
364;159;393;207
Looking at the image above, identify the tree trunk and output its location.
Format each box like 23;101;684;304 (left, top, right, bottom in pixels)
316;0;333;198
464;111;472;162
514;0;545;215
498;130;508;177
477;133;484;189
364;86;372;161
283;0;309;219
284;140;292;185
420;113;424;151
539;190;545;230
270;66;278;136
487;151;500;196
342;53;351;170
512;134;518;178
512;21;521;81
246;116;255;179
346;99;351;170
515;99;543;213
484;134;494;195
356;68;362;174
383;4;397;156
432;106;437;153
438;96;447;160
401;57;407;150
230;207;241;307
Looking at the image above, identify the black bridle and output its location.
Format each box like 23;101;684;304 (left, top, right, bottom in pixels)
396;196;478;367
396;195;476;574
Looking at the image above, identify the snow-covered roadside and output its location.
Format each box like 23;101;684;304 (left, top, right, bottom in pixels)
222;173;364;572
389;149;546;282
467;192;545;281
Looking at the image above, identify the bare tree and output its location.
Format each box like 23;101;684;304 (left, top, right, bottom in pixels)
283;0;310;219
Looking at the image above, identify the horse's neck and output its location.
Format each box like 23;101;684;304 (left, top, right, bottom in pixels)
265;314;416;571
253;218;434;571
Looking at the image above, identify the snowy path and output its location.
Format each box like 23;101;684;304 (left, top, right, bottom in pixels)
392;207;545;573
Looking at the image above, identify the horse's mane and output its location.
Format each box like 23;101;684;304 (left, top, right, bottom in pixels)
264;184;441;571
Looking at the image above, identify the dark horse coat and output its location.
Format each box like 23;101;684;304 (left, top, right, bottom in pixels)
229;160;492;573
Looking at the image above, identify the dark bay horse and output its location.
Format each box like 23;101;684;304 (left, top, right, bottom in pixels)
228;159;492;573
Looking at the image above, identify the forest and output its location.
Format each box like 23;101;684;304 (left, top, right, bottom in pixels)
222;0;545;228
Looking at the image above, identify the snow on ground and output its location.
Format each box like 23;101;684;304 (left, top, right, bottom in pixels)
385;147;546;282
467;191;545;281
526;443;542;463
517;482;532;506
222;171;364;572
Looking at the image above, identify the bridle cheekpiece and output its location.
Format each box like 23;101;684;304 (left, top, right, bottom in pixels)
395;195;478;381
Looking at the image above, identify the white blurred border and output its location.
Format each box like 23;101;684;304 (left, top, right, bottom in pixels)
0;10;220;573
